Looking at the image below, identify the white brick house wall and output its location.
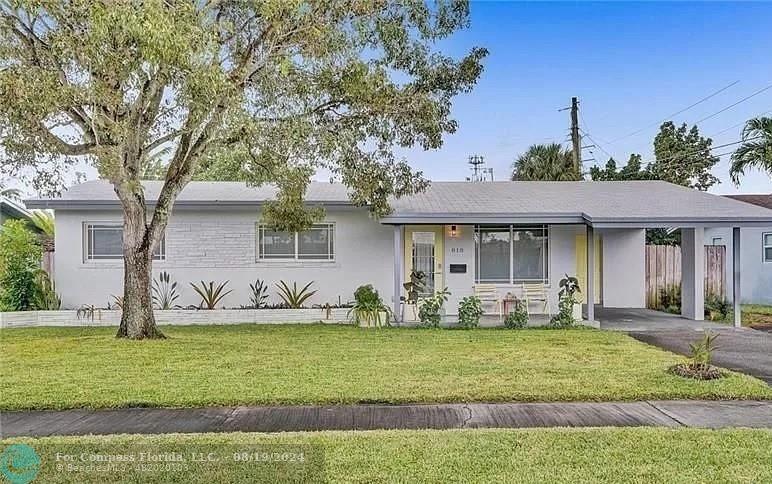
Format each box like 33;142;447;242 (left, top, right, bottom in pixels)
54;207;395;309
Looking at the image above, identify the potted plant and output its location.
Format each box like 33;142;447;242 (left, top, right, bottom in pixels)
401;270;426;322
349;284;391;328
557;274;582;321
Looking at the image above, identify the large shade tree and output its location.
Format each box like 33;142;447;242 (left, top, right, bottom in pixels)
0;0;487;339
730;116;772;184
651;121;719;191
510;143;580;181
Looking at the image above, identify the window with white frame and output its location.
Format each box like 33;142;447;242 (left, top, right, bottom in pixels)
475;225;549;284
84;223;165;261
764;233;772;263
257;223;335;261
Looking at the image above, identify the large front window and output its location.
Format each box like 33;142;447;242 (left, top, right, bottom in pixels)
257;223;335;261
474;225;549;284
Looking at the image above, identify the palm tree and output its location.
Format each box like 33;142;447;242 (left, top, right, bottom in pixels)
730;117;772;184
511;143;581;181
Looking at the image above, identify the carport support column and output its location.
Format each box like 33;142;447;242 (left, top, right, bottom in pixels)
393;225;405;323
732;226;741;328
681;227;705;321
586;225;595;323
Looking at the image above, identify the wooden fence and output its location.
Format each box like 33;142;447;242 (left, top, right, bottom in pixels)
645;245;725;309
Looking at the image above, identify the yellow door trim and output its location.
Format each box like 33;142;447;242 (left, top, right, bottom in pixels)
576;233;602;304
404;225;444;294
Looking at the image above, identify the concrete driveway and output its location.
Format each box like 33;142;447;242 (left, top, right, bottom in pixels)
595;307;772;385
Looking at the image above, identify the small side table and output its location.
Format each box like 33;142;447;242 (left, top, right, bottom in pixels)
501;292;518;316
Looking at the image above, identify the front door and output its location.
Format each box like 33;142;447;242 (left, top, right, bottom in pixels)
405;226;444;295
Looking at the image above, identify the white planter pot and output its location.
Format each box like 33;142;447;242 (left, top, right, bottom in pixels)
359;311;391;328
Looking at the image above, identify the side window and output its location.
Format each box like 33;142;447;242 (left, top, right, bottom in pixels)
84;223;165;261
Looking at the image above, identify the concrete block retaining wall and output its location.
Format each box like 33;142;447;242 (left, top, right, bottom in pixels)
0;308;351;329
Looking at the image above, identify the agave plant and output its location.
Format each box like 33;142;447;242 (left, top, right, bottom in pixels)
109;294;123;310
276;281;317;309
249;279;269;308
152;271;181;309
190;280;232;309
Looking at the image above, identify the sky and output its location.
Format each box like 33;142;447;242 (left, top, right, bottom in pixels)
4;1;771;196
399;1;772;194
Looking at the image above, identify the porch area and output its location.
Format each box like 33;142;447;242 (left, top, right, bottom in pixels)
389;222;749;328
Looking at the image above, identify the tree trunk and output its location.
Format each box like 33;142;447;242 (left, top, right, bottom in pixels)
116;200;164;339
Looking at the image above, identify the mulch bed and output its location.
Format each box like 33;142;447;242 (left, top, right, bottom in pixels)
668;363;724;380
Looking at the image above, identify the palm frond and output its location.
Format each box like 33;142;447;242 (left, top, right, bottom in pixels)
27;210;55;237
730;117;772;184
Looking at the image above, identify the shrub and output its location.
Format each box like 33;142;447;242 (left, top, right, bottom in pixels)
0;220;43;311
276;281;317;308
457;295;482;329
354;284;381;306
549;295;576;329
417;288;450;328
657;283;681;314
504;299;528;329
32;271;61;310
349;284;391;327
704;294;729;321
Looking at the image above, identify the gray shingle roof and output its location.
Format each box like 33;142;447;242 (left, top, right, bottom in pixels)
26;180;351;206
26;179;772;225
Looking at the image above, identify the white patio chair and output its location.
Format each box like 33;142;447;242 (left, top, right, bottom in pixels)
474;284;502;320
522;282;551;317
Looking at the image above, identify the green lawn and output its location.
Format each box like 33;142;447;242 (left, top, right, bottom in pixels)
1;325;770;411
2;428;771;483
743;304;772;327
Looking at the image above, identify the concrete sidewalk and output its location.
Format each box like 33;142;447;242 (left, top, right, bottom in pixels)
3;400;771;438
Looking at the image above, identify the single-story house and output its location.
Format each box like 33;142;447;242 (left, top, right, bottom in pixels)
26;180;772;324
705;194;772;305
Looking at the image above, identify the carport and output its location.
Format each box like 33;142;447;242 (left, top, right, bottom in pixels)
581;189;772;327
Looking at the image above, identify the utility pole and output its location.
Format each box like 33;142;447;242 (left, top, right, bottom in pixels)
570;96;581;175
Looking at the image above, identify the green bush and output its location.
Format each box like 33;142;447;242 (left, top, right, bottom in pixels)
457;295;482;329
32;271;61;310
549;295;576;329
704;294;729;321
657;283;681;314
0;220;43;311
354;284;381;306
504;300;528;329
418;288;450;328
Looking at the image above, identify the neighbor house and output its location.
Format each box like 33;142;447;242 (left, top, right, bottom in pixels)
26;180;772;324
0;196;35;227
705;194;772;305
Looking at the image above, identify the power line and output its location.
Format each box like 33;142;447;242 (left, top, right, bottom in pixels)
694;82;772;124
638;135;761;167
607;80;740;144
709;107;772;137
581;130;616;162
